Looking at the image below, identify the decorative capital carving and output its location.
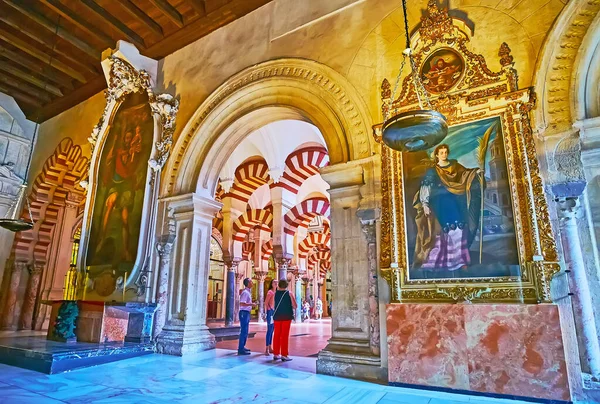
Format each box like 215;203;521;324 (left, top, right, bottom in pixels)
556;196;582;222
360;221;376;244
29;264;43;276
13;261;27;273
255;271;267;282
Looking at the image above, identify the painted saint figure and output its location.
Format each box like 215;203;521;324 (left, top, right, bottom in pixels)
423;57;461;93
97;124;144;262
413;144;483;271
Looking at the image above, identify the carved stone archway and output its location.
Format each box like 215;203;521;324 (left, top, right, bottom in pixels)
162;58;374;198
155;59;383;383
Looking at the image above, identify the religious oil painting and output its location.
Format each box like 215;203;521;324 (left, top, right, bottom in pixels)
403;116;520;281
86;92;153;280
421;48;463;94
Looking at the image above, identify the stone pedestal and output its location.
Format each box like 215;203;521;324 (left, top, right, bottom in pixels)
386;303;570;402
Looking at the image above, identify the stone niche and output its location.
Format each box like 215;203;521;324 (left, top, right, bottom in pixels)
386;304;570;401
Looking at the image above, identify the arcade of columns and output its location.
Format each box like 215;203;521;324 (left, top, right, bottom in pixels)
210;123;333;325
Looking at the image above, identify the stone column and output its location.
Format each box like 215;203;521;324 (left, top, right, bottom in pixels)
295;275;302;322
1;261;26;330
19;264;43;330
256;272;267;323
224;261;238;326
557;196;600;377
152;229;176;339
277;258;289;281
312;265;319;302
234;271;244;322
316;159;385;382
360;218;381;356
156;194;221;355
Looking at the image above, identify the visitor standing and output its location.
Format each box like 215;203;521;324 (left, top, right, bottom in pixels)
264;278;277;356
238;278;254;355
272;280;297;361
315;297;323;320
302;300;310;322
309;295;314;319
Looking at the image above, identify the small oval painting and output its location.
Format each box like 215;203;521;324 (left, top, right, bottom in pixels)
421;48;464;94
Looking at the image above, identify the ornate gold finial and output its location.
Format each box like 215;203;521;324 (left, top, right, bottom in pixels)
499;42;514;67
419;1;454;41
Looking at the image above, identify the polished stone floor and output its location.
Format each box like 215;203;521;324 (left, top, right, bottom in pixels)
0;346;534;403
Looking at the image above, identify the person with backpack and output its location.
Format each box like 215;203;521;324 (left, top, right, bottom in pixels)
272;279;297;362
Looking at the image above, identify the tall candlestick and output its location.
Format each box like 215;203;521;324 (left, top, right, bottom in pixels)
123;272;128;302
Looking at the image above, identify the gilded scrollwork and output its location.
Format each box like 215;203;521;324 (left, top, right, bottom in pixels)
375;2;559;304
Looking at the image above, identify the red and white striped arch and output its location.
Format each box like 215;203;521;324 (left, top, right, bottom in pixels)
276;147;329;193
283;197;330;236
232;209;273;242
307;250;331;267
261;239;273;261
297;232;331;259
242;241;255;261
226;159;270;203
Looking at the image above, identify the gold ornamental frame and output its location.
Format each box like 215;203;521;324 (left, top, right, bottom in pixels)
374;2;559;303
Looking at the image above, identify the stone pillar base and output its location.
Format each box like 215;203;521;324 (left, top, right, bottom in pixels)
317;338;386;383
156;324;215;356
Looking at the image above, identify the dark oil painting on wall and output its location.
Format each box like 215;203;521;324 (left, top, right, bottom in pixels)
403;116;520;281
86;92;153;281
421;48;464;94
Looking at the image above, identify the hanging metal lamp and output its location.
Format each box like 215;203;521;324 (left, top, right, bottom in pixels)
0;122;38;233
0;184;34;232
381;0;448;152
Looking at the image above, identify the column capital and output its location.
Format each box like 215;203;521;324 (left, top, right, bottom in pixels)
556;196;582;222
13;261;27;273
255;271;267;281
29;264;43;275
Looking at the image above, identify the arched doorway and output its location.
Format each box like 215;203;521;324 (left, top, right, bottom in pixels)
156;58;385;381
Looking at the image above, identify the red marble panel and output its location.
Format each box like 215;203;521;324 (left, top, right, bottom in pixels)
102;317;128;342
465;304;570;401
386;303;571;402
387;304;469;390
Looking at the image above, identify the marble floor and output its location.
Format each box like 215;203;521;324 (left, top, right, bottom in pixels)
216;318;331;357
0;346;535;404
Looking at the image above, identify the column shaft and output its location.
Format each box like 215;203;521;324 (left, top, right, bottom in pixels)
1;261;25;330
19;265;42;330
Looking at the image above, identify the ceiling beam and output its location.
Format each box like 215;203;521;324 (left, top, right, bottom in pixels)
0;59;63;97
0;83;44;108
0;72;53;103
39;0;115;47
0;25;87;83
0;44;74;89
29;75;107;123
0;16;97;77
118;0;164;38
147;0;184;28
80;0;146;49
188;0;206;16
1;0;100;60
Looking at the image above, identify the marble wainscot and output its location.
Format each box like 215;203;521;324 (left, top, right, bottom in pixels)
386;304;570;402
73;301;157;343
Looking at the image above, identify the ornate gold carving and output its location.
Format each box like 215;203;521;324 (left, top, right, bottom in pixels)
437;286;491;302
89;56;179;186
376;3;560;304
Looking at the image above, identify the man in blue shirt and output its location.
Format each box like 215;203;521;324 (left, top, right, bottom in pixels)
238;278;254;355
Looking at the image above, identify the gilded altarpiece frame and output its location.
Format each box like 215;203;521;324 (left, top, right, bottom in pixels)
375;3;559;303
77;55;178;300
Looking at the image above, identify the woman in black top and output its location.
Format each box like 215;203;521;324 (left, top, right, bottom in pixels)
272;279;297;361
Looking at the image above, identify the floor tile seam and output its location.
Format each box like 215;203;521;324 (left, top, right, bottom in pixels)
4;384;71;404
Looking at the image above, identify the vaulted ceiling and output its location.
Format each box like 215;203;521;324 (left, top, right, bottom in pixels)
0;0;274;123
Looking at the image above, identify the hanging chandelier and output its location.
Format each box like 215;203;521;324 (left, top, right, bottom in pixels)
381;0;448;152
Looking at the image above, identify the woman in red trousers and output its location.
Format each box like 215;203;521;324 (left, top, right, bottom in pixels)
272;279;297;362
